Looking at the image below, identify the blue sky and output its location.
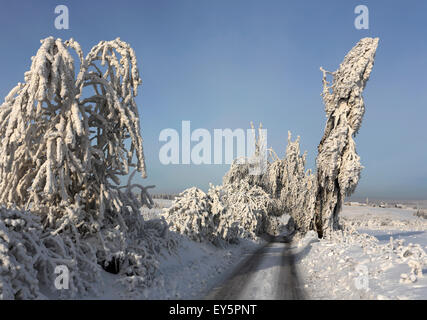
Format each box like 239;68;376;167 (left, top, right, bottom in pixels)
0;0;426;199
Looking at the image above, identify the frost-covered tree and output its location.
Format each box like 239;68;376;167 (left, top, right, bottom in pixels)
223;126;316;232
214;39;379;238
223;125;314;233
163;143;277;245
222;122;266;189
264;132;316;233
314;37;379;237
0;36;148;229
0;37;174;299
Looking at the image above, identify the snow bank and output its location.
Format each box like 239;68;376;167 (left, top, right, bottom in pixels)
297;206;427;299
81;202;264;300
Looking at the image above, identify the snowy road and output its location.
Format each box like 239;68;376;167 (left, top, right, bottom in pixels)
205;236;305;300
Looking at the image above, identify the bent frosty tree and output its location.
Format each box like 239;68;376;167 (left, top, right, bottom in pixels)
0;37;172;298
0;36;148;229
314;37;379;237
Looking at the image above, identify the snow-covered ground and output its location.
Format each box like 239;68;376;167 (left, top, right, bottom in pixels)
87;235;261;299
79;201;426;300
297;205;427;300
82;199;264;299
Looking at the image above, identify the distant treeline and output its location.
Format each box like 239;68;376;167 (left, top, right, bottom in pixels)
151;193;178;200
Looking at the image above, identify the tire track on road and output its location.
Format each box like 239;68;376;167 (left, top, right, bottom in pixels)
205;235;305;300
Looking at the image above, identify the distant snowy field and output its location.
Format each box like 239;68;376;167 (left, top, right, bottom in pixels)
297;205;427;300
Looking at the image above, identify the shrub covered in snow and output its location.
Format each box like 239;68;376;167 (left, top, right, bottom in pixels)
221;180;274;239
415;209;427;219
0;207;52;299
163;187;219;243
163;186;241;245
163;181;275;245
0;206;100;299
